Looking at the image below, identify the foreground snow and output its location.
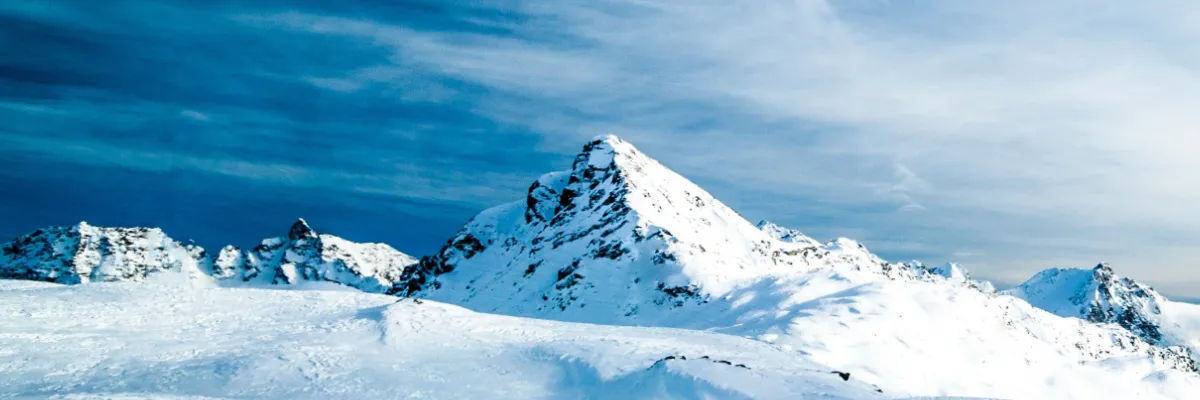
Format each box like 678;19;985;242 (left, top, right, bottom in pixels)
0;281;885;399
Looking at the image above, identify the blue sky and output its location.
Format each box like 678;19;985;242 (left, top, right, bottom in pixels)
3;0;1200;295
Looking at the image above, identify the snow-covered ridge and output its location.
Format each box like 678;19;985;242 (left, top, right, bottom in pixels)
0;219;418;293
0;222;210;284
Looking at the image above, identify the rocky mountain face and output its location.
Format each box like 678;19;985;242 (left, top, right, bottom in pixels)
0;222;210;284
396;135;961;323
0;219;417;293
218;219;418;293
1006;263;1170;344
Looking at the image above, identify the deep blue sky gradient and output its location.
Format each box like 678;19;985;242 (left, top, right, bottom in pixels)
0;0;569;252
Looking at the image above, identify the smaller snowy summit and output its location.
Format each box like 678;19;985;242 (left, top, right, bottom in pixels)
0;222;209;284
1006;262;1170;343
214;218;419;293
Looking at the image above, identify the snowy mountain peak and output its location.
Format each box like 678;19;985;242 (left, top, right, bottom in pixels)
287;218;316;241
1006;263;1169;344
397;136;972;323
220;220;418;293
0;223;210;284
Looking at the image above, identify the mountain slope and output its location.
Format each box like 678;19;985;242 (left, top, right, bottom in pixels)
0;280;887;400
218;219;418;293
399;135;945;323
0;222;210;284
688;269;1197;398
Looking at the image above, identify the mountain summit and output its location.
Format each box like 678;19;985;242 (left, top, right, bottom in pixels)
218;219;418;293
1006;263;1170;344
399;135;989;322
0;222;209;284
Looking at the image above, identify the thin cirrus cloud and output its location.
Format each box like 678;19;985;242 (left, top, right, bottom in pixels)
2;0;1200;295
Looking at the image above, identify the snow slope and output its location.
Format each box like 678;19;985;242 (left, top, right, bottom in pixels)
0;280;885;400
681;269;1198;399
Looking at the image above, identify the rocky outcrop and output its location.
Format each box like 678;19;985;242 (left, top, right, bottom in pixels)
224;219;419;293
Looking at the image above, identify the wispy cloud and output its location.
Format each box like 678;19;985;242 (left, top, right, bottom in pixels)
179;109;210;121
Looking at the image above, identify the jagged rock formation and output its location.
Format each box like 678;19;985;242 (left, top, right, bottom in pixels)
0;219;417;293
0;222;210;283
221;219;419;293
1007;263;1170;344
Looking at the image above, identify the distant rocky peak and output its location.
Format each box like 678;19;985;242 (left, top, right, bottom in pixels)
1008;263;1168;344
287;218;317;241
0;222;209;284
220;219;419;293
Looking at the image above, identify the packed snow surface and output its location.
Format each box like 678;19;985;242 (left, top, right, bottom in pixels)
0;280;884;400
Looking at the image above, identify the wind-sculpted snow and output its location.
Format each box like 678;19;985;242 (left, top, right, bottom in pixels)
0;222;210;284
0;281;886;399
